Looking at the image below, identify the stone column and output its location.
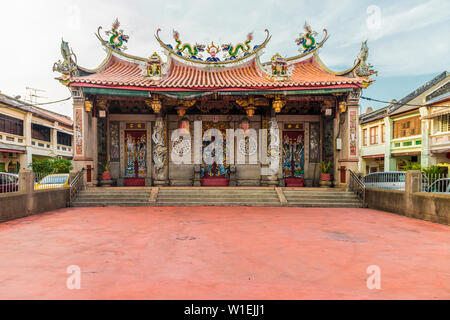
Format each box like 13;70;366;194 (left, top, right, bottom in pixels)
152;117;168;186
23;112;33;169
419;106;431;168
52;121;58;154
19;169;34;194
384;116;396;171
405;170;422;216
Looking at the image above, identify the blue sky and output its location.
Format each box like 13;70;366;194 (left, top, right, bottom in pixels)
0;0;449;117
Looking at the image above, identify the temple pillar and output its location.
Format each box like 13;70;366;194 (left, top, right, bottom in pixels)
334;91;360;186
72;98;95;186
152;116;169;186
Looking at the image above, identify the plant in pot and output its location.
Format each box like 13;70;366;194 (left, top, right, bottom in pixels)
98;161;111;181
320;160;331;181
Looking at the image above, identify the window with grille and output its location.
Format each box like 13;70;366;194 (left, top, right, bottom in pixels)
393;116;421;138
0;114;24;136
436;114;450;133
363;129;367;146
57;132;72;146
369;126;378;144
31;123;51;142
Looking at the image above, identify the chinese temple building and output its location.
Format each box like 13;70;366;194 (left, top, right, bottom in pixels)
53;19;376;187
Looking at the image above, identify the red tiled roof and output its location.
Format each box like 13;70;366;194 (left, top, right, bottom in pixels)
71;55;364;90
31;107;73;127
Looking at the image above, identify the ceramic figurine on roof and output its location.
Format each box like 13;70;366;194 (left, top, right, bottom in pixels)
295;22;327;54
206;42;220;62
105;18;129;51
173;30;205;60
354;40;377;77
221;32;253;60
155;29;270;65
141;52;162;80
270;53;289;80
354;40;377;87
52;39;78;86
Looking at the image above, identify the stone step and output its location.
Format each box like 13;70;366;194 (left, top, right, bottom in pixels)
155;199;281;204
156;195;280;200
285;196;359;201
283;191;355;196
72;188;362;208
154;202;284;207
158;191;277;195
77;194;151;200
73;198;150;203
72;202;152;207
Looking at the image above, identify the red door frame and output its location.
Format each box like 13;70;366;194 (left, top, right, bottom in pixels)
124;130;146;186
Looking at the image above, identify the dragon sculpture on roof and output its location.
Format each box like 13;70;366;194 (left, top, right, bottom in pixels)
295;22;327;54
173;30;205;60
221;32;254;60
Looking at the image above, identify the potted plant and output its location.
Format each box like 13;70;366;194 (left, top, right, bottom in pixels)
98;161;111;181
320;160;331;181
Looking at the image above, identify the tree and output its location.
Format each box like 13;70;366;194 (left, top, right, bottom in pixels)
29;156;73;175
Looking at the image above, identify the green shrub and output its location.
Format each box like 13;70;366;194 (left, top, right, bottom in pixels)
321;160;331;173
29;156;72;175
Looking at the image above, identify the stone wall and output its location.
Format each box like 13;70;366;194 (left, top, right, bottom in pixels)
0;189;69;223
365;171;450;225
0;170;70;223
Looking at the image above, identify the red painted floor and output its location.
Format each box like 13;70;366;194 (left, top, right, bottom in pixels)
0;207;448;300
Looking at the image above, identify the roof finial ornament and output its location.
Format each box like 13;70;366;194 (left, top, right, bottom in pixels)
354;40;377;87
206;42;220;62
295;22;328;54
96;18;129;51
52;38;78;86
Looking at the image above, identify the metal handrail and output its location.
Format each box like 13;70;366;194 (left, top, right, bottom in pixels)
69;168;85;207
348;169;366;207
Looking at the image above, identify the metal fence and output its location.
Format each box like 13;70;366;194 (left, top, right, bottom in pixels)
421;172;449;193
0;172;19;194
33;172;70;190
363;171;406;191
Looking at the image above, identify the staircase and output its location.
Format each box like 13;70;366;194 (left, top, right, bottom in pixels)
282;190;362;207
71;187;363;208
156;188;281;206
72;188;153;207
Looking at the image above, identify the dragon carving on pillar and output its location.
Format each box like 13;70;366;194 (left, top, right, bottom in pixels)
152;118;168;179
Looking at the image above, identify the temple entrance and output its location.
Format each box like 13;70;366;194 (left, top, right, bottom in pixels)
282;131;305;187
124;130;147;186
200;121;230;186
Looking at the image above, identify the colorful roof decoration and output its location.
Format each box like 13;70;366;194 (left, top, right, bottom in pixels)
69;55;365;90
53;18;377;91
295;22;328;55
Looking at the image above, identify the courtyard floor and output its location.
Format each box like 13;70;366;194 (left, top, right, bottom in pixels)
0;206;448;299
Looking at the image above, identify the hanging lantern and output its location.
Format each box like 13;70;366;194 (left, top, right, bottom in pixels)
146;96;162;113
245;106;256;117
339;101;347;113
84;100;93;112
272;96;286;113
